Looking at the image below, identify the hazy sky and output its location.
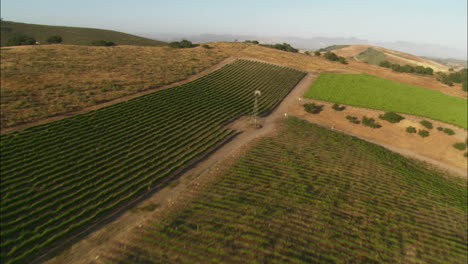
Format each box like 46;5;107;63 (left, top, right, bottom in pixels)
1;0;467;51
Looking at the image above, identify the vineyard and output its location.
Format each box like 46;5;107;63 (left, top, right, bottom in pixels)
0;60;307;264
103;118;467;264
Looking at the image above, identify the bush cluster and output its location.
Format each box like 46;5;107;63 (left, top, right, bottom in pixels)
6;35;36;46
406;126;417;133
332;103;346;111
362;116;381;128
420;120;433;129
324;52;348;64
418;130;430;137
380;60;433;75
453;142;467;150
169;39;193;48
261;43;298;53
346;116;360;124
91;40;116;46
443;128;455;135
314;51;321;56
436;69;467;90
379;112;405;123
304;103;324;114
244;40;259;44
47;35;63;44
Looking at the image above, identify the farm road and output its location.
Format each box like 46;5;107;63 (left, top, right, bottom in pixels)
46;68;317;264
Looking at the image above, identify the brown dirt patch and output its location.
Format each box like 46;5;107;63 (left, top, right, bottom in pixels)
290;99;467;178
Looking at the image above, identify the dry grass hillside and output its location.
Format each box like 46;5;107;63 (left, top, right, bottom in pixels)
1;42;465;130
331;44;450;72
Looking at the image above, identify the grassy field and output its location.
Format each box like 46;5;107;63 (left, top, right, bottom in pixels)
0;21;166;47
0;60;306;264
103;117;467;264
304;73;467;128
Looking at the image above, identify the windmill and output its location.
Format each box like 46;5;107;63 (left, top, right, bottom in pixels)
251;90;262;128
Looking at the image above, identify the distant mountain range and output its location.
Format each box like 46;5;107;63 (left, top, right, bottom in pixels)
141;33;467;60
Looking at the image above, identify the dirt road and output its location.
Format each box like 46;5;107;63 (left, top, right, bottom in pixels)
46;69;317;264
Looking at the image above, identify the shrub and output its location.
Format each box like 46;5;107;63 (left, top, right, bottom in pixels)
314;51;321;56
418;130;429;137
332;103;346;111
304;103;323;114
169;39;193;48
443;128;455;135
453;142;467;150
406;126;417;133
379;112;405;123
6;35;36;46
304;51;310;55
362;116;381;128
91;40;116;46
338;57;348;64
346;115;360;124
420;120;433;129
464;152;467;158
324;52;339;61
202;44;211;49
436;126;443;131
47;35;63;44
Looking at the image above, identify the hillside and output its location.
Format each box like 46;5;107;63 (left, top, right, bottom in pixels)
1;41;465;131
323;44;450;72
0;21;166;46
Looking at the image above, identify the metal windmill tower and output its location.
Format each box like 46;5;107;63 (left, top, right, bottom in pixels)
251;90;262;128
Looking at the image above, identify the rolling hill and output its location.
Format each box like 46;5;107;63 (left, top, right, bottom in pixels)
0;21;166;46
323;44;450;72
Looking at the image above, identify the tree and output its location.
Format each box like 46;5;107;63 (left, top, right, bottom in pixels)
6;35;36;46
46;35;63;44
179;39;193;48
338;57;348;64
324;51;339;61
314;51;321;56
91;40;116;46
169;39;193;48
379;60;392;68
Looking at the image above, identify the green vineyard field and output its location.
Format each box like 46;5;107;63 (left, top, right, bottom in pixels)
104;118;467;264
0;60;306;263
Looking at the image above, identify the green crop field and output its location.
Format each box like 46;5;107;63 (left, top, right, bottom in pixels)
0;21;166;46
103;117;467;264
304;73;468;128
0;60;306;264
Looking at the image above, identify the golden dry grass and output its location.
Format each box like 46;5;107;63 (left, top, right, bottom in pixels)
1;42;464;130
0;43;246;128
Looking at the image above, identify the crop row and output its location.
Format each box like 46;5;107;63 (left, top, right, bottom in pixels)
0;59;307;263
103;117;467;264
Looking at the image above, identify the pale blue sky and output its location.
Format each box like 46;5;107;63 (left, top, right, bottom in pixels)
1;0;467;51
